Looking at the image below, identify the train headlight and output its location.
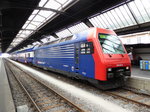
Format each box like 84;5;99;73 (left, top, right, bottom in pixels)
108;68;112;72
126;66;129;70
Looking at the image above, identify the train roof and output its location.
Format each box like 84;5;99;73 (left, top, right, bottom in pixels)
35;28;93;50
12;47;34;54
35;27;116;50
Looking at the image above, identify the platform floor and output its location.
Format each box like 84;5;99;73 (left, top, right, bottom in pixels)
131;66;150;78
0;58;15;112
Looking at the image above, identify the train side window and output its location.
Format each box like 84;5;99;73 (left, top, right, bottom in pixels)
80;42;94;54
85;43;89;47
81;48;86;54
87;42;94;54
86;48;91;54
80;43;85;48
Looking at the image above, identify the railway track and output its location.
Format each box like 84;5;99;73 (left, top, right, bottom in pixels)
5;61;86;112
106;88;150;108
18;62;150;108
5;59;150;111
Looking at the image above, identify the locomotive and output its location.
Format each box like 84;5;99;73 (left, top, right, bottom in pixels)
11;27;131;90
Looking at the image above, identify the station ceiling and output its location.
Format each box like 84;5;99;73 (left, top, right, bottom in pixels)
1;0;150;53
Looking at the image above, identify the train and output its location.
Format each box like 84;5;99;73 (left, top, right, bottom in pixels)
11;27;131;90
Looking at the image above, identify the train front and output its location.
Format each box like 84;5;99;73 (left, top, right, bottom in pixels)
89;28;131;89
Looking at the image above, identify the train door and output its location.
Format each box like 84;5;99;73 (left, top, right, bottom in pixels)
75;43;80;73
25;53;27;63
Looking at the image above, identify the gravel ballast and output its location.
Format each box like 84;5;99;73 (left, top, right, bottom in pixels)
8;59;150;112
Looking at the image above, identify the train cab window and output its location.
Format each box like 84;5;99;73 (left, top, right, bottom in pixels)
80;42;94;54
98;34;125;54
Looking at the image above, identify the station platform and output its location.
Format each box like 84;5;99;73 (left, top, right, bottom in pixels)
125;66;150;94
0;58;15;112
131;66;150;78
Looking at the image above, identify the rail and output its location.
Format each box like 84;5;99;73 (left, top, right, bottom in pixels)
5;60;86;112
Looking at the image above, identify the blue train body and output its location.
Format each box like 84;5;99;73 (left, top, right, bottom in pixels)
33;32;95;79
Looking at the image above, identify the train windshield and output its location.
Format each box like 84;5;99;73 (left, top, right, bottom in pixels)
98;33;125;54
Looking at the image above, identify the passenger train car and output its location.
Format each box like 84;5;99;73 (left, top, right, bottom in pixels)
11;28;131;90
11;47;34;63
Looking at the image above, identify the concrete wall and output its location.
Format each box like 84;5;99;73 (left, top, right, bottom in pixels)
126;76;150;94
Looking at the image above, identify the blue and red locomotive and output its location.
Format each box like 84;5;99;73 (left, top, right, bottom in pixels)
11;28;131;90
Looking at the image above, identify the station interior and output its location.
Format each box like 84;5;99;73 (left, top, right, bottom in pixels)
0;0;150;112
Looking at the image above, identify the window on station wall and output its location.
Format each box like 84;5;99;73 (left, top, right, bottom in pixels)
56;29;72;38
141;35;150;44
10;37;24;47
40;36;54;44
55;22;89;39
113;6;132;27
103;12;117;29
68;22;89;34
89;0;150;30
120;5;137;26
89;4;137;30
128;0;150;24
